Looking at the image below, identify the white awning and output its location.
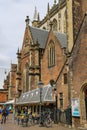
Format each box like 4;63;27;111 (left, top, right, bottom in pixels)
0;103;4;105
5;99;14;105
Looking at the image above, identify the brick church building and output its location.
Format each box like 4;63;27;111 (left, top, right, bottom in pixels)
3;0;87;128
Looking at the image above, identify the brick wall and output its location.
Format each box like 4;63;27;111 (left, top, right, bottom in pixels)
71;16;87;96
0;92;7;103
41;31;66;85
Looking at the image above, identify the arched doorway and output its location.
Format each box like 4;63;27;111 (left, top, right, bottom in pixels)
84;89;87;120
80;83;87;125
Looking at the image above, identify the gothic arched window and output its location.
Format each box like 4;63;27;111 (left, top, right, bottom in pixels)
25;63;29;92
53;19;57;31
48;41;55;67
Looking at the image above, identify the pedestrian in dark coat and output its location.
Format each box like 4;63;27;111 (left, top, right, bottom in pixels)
1;107;7;124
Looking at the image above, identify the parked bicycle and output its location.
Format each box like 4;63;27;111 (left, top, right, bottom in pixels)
39;111;52;127
21;113;34;127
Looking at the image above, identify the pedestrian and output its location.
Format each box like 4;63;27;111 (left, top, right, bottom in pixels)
1;107;7;124
6;107;10;120
0;107;2;122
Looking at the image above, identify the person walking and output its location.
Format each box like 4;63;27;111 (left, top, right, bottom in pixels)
0;107;2;122
1;107;7;124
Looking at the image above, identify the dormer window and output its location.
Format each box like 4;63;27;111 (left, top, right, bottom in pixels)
48;41;55;67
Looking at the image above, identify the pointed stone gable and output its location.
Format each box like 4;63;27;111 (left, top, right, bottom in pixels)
22;27;32;48
21;26;33;58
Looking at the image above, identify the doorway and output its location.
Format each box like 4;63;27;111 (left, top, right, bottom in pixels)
84;89;87;120
80;83;87;125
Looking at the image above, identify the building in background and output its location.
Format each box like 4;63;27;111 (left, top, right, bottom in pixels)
0;89;8;108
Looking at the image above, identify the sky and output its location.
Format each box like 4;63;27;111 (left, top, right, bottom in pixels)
0;0;56;88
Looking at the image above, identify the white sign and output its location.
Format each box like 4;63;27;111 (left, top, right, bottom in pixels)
71;98;80;117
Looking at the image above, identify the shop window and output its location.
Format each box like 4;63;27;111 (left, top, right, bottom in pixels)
34;106;36;113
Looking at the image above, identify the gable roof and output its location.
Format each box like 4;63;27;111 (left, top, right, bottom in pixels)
54;32;67;48
29;26;49;48
29;26;67;49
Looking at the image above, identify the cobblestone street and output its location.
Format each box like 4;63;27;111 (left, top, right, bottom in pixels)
0;114;80;130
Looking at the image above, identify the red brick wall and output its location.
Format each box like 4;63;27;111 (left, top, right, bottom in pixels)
0;92;7;103
41;31;66;85
73;0;87;41
56;66;69;109
71;17;87;97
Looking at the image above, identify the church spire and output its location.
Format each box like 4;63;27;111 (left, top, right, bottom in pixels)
38;12;40;22
47;2;50;13
33;6;38;21
47;2;50;30
32;6;39;27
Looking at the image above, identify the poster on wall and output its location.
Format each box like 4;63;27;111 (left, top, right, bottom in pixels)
71;98;80;117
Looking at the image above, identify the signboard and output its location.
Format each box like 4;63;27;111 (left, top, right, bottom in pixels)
71;98;80;117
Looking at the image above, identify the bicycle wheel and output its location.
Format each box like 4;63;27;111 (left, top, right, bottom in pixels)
45;119;52;128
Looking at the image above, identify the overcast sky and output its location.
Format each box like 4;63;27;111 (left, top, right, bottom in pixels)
0;0;56;88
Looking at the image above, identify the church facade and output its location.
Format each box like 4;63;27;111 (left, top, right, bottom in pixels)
3;0;87;128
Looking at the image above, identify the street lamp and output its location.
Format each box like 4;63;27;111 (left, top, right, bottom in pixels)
38;80;44;127
50;79;58;123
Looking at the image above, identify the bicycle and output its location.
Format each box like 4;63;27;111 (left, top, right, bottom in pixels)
39;111;52;127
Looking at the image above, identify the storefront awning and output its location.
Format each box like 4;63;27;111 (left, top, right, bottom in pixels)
16;84;55;105
0;103;5;105
5;99;14;105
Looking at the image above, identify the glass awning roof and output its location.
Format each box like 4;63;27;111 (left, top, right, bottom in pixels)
16;84;55;105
